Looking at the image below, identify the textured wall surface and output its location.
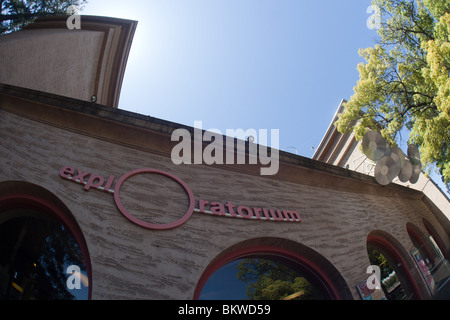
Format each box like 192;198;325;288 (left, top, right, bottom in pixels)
0;29;103;103
0;16;137;108
0;106;448;300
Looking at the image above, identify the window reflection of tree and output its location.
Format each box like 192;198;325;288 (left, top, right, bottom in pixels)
367;247;407;300
0;212;87;300
236;258;325;300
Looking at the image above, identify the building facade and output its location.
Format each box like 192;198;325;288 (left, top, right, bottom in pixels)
0;16;449;300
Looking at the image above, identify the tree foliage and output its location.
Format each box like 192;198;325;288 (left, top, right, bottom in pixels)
0;216;87;299
236;258;315;300
1;0;87;34
368;248;395;280
335;0;450;191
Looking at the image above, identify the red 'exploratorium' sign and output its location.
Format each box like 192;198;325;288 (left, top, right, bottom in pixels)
59;166;301;230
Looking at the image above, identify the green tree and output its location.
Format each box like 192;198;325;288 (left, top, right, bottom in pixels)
236;258;315;300
1;0;87;34
335;0;450;191
0;215;88;299
367;248;394;280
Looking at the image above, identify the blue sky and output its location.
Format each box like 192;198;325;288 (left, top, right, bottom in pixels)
199;259;248;300
82;0;377;157
78;1;447;299
81;0;447;193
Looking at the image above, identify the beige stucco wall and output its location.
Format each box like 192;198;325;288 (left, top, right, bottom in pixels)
0;104;448;299
338;134;450;222
0;16;137;108
313;101;449;224
0;29;104;103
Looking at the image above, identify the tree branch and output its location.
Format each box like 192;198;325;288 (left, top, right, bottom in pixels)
0;13;48;22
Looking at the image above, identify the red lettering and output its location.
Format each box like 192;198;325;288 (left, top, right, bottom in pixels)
225;201;237;217
73;169;90;184
60;166;301;226
273;210;284;221
84;174;105;191
261;208;271;220
59;166;75;179
252;207;262;220
198;200;209;213
103;175;115;193
210;202;225;216
282;210;301;222
262;208;283;221
237;206;253;219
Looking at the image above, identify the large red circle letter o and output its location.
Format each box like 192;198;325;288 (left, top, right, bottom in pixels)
114;168;195;230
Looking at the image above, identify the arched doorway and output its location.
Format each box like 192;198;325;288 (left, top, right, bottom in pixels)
407;223;436;268
194;237;352;300
367;230;423;300
416;221;450;292
0;181;92;300
422;218;449;260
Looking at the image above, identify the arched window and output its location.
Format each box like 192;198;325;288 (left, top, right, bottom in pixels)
422;218;449;260
367;230;423;300
417;220;450;292
198;256;330;300
194;237;352;300
0;183;91;300
407;223;436;268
